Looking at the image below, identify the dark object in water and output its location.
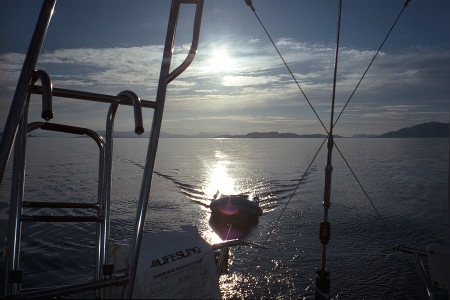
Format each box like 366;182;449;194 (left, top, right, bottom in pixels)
210;192;263;218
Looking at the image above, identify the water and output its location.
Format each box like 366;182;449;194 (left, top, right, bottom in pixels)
0;137;448;299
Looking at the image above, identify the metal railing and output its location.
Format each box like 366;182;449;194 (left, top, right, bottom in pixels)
0;0;204;298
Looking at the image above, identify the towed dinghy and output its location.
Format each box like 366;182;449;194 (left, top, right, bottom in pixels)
210;192;262;218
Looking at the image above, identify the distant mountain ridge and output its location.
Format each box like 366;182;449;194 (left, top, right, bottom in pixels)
379;122;448;138
215;132;329;139
215;122;449;138
3;122;448;138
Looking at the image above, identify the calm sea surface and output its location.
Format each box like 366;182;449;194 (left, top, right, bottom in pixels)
0;137;448;299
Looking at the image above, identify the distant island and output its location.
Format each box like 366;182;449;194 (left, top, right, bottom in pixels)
378;121;448;138
4;121;448;138
215;132;330;139
214;122;449;139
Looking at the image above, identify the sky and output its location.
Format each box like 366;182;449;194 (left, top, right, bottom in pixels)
0;0;449;137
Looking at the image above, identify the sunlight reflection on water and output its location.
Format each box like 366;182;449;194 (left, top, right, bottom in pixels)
203;151;237;197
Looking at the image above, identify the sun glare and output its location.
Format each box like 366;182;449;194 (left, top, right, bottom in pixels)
204;161;236;197
206;48;233;73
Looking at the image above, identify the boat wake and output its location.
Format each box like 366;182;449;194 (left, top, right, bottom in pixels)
153;169;284;213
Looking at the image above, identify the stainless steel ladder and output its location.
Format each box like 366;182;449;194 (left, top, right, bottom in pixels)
0;0;204;298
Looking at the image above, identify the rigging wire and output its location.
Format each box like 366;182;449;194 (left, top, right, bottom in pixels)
333;0;411;128
327;0;412;257
241;0;413;295
244;0;328;134
242;135;329;281
333;141;399;244
243;0;411;231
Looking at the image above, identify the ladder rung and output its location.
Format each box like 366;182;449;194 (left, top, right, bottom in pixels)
22;201;100;209
21;215;104;222
29;86;158;109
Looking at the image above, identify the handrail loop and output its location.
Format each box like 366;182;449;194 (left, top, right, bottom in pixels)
123;1;204;297
165;0;204;84
31;69;53;121
116;90;144;135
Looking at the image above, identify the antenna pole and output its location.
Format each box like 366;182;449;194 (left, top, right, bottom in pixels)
316;0;342;299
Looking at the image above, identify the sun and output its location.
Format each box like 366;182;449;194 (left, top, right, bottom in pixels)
206;48;233;73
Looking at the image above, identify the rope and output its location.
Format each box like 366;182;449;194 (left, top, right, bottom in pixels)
225;223;233;240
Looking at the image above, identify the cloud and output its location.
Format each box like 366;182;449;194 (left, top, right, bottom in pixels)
30;46;165;97
0;53;26;90
221;75;282;87
1;39;449;135
382;105;427;111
